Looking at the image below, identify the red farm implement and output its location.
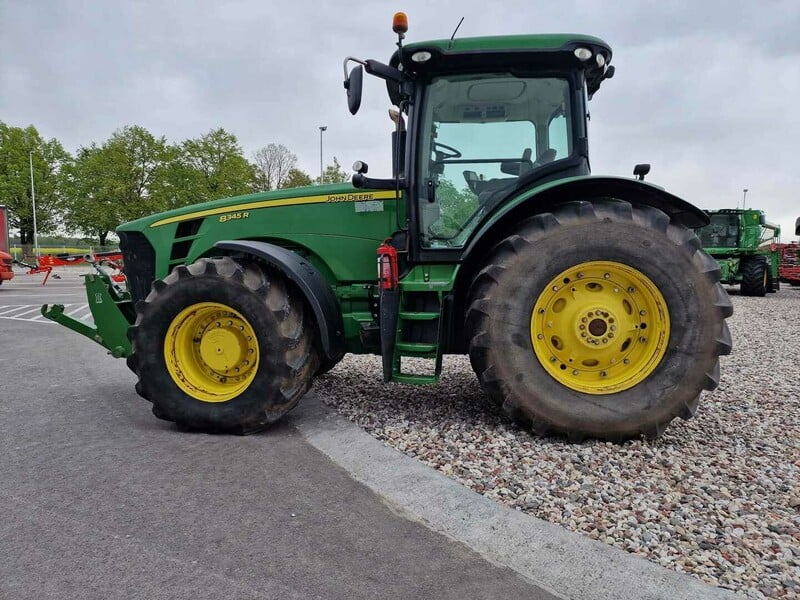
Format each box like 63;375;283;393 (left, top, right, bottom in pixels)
777;243;800;286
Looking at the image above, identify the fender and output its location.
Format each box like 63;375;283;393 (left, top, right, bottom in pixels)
472;175;707;250
215;240;345;365
463;175;708;261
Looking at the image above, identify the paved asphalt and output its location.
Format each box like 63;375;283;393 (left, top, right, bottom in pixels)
1;270;738;600
0;272;555;599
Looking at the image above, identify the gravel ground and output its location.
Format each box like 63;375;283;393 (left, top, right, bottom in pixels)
314;287;800;598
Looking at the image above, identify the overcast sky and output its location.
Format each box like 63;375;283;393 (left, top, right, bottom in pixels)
1;1;798;238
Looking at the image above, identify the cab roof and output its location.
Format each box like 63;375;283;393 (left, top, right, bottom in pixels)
404;33;610;54
389;33;613;101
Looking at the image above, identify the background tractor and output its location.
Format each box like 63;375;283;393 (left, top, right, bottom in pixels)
44;14;732;441
694;208;780;296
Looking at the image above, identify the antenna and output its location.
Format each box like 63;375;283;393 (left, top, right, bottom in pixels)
448;17;464;49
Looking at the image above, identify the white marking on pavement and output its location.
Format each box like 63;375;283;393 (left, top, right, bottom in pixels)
0;293;86;297
0;303;92;324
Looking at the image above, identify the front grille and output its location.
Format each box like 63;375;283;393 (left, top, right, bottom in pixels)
118;231;156;304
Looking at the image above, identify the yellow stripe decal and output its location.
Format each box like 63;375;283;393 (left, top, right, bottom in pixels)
150;190;399;228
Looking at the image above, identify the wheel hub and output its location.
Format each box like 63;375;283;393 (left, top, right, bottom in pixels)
531;261;670;394
165;302;259;402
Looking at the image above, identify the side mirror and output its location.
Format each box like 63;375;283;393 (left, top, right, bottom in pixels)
633;163;651;181
344;65;363;115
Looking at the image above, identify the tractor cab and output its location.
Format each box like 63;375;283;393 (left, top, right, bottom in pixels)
344;15;614;258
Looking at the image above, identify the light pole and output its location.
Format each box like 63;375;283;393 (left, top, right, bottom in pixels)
742;188;748;209
319;126;327;184
29;151;40;259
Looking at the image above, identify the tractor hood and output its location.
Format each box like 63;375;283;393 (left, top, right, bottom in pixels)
117;183;376;232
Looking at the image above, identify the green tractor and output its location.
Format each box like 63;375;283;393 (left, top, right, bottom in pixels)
44;15;732;441
694;208;781;296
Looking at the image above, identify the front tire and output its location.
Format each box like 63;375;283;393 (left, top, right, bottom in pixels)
741;257;767;296
129;256;318;434
466;200;733;441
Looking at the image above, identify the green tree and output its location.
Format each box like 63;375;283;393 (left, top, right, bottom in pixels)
62;125;173;246
318;156;350;185
0;122;71;247
173;128;254;205
429;178;478;238
280;168;313;189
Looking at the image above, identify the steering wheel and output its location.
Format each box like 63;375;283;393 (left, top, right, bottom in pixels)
434;142;462;160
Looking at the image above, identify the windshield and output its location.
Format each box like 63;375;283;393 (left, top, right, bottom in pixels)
417;73;574;248
697;214;739;248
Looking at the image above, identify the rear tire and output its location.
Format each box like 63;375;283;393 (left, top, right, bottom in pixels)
129;256;318;434
466;200;732;441
741;257;767;296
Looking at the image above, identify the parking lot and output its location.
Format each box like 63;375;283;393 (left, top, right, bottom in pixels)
0;268;559;600
2;267;794;598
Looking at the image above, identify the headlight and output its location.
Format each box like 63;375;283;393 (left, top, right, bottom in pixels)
411;51;432;63
574;47;592;61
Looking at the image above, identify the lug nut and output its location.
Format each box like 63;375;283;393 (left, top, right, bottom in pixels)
600;371;607;377
550;356;557;362
623;358;630;364
603;273;610;279
537;334;544;340
628;287;635;293
572;369;579;375
639;310;646;316
577;272;584;279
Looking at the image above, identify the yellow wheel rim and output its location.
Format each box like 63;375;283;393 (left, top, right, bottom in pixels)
530;261;670;395
164;302;259;403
